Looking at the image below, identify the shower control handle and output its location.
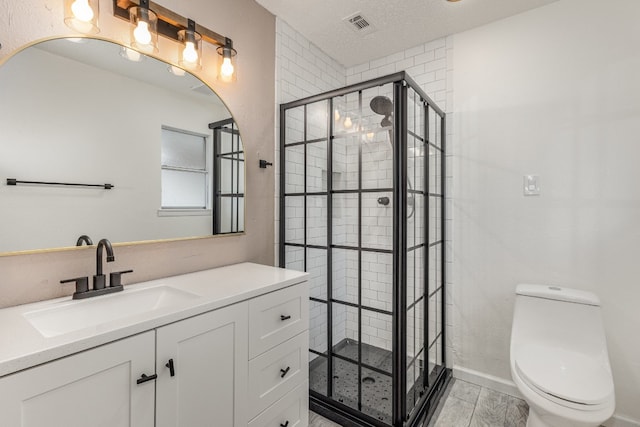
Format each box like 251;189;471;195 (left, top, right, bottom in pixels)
280;366;291;378
280;314;291;321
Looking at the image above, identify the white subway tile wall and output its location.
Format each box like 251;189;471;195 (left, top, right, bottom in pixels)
276;16;453;365
276;19;346;354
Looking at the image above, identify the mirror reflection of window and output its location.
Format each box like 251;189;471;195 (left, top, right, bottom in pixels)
160;126;210;211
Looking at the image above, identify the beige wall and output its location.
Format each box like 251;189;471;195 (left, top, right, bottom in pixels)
0;0;276;308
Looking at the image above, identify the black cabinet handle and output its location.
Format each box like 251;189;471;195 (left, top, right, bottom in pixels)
280;366;291;378
136;373;157;384
280;315;291;321
165;358;175;377
280;422;289;427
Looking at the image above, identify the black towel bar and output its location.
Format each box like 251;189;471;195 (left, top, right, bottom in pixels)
6;178;113;189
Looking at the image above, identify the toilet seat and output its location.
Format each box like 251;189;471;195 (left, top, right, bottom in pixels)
514;342;614;410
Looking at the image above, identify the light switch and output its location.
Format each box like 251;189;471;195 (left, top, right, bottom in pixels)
524;175;540;196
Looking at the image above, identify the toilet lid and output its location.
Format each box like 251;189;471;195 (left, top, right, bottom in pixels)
515;342;614;405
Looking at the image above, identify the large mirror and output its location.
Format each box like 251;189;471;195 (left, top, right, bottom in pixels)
0;38;245;255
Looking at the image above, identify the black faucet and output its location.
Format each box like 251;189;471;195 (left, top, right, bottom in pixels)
96;239;115;277
94;239;116;290
61;238;133;299
76;235;93;246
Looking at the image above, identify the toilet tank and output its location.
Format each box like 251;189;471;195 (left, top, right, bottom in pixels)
511;284;608;358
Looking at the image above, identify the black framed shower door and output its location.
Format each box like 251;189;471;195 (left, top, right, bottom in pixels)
279;72;450;427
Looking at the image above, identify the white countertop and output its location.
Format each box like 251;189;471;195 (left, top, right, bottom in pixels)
0;262;308;377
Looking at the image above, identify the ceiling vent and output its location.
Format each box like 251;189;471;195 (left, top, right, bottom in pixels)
344;12;376;35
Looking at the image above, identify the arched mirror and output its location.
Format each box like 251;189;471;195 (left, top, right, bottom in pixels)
0;38;245;255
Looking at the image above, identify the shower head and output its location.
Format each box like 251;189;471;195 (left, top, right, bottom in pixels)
370;96;393;116
370;96;393;131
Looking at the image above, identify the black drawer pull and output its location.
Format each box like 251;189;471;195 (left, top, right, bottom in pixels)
280;366;291;378
166;358;175;377
136;373;157;384
280;314;291;321
280;422;289;427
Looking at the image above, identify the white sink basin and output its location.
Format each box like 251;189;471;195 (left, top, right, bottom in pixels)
24;286;200;338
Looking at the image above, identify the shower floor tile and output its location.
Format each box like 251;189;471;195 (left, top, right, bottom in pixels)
309;339;430;425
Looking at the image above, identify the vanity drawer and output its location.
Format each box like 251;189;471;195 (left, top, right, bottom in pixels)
249;283;308;358
248;380;309;427
248;331;308;419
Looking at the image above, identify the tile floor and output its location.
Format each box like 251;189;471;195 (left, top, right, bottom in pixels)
309;379;529;427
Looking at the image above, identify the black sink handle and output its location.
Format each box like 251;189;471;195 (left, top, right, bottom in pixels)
280;422;289;427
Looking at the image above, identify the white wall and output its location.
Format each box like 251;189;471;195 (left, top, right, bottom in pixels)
0;47;229;252
453;0;640;423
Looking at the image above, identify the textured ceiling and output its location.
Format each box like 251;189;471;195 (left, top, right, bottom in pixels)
255;0;559;67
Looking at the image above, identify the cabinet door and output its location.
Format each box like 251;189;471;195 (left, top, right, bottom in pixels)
156;302;248;427
0;331;155;427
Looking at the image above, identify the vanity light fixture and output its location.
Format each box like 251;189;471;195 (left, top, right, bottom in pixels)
63;0;100;34
178;20;202;70
113;0;238;82
128;0;158;53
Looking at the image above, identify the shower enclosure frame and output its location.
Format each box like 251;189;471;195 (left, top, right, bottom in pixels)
279;72;450;427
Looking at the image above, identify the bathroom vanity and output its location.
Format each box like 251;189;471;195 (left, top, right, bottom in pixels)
0;263;309;427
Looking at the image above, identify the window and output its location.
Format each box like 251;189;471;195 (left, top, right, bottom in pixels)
160;126;209;210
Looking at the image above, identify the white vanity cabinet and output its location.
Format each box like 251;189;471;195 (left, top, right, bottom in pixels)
0;265;309;427
0;331;156;427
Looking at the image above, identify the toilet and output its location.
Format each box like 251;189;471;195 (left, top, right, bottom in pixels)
510;284;615;427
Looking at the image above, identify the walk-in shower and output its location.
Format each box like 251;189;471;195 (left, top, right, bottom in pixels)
280;72;449;427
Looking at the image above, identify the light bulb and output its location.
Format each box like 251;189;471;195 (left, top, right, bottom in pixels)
120;47;142;62
221;57;234;79
71;0;94;22
366;132;375;141
134;21;152;45
182;41;199;64
169;65;186;77
344;116;353;129
334;109;341;122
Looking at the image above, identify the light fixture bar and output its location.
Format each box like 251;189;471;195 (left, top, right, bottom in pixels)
113;0;228;47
